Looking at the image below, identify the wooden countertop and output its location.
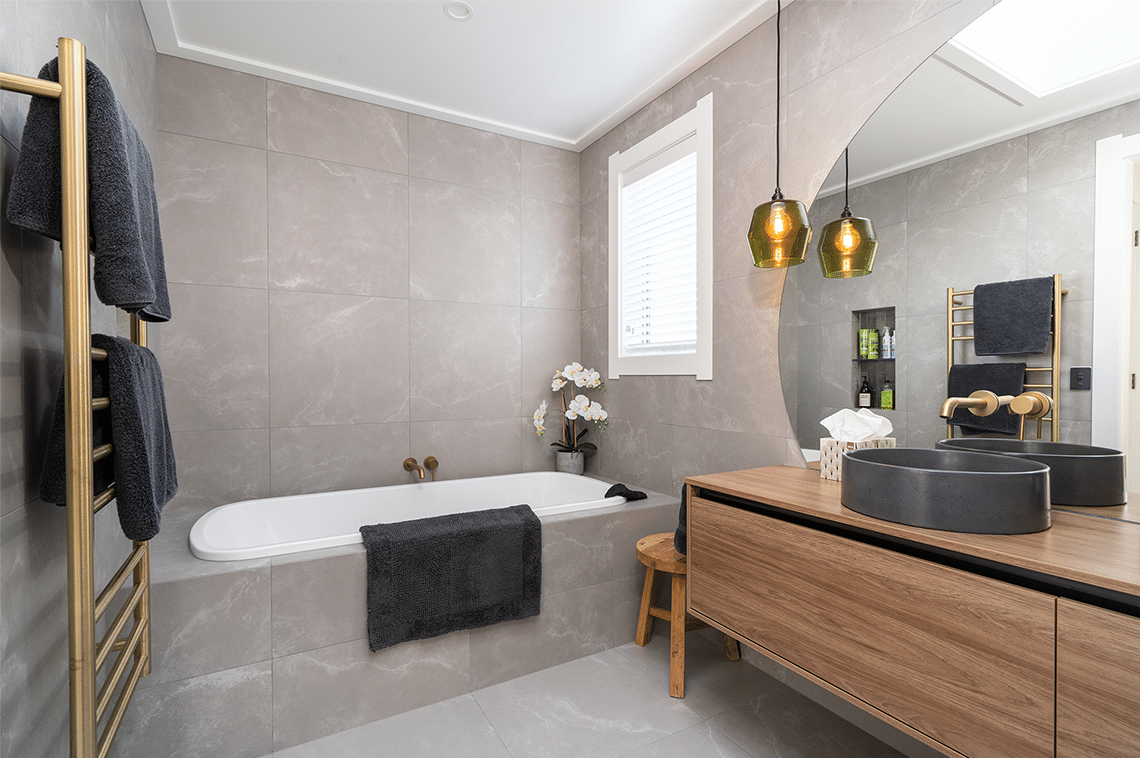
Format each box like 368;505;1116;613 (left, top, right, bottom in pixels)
686;465;1140;599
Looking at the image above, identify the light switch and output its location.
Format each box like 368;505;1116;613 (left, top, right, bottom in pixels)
1070;366;1092;390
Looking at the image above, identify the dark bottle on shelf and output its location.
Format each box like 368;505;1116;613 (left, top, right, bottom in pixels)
858;375;872;408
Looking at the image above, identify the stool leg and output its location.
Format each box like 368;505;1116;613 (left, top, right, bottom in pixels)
669;572;686;698
635;566;658;646
722;634;741;662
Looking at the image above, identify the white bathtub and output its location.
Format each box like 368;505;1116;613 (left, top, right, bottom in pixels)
189;472;628;561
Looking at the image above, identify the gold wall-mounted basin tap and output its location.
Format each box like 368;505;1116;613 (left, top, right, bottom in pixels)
939;390;1014;419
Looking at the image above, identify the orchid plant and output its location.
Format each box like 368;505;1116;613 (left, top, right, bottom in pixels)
533;362;608;454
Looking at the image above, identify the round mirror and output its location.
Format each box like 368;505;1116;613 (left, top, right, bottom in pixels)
780;0;1140;462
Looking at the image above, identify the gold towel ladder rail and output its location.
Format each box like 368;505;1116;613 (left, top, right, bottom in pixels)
2;38;151;758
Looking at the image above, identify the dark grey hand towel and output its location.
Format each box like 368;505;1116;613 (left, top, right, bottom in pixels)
972;277;1053;355
947;362;1026;435
360;504;541;652
40;335;177;541
674;485;688;555
6;58;172;322
604;482;646;501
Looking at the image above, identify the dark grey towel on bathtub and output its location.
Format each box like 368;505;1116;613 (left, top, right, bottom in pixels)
6;58;172;322
947;362;1026;436
41;335;177;541
360;504;541;652
972;277;1053;356
604;482;646;501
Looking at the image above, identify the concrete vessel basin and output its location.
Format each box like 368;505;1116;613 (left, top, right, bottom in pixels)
936;438;1126;507
841;448;1050;534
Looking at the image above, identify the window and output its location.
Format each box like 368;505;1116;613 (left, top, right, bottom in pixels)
608;93;712;380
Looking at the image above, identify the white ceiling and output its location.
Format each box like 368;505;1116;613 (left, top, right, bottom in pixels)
141;0;771;151
143;0;1140;171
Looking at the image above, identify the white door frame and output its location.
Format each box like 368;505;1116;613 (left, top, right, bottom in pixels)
1092;132;1140;452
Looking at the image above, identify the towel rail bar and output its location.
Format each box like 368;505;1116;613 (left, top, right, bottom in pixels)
95;542;147;621
95;582;145;671
1;38;151;758
92;443;112;462
95;617;147;722
92;397;109;411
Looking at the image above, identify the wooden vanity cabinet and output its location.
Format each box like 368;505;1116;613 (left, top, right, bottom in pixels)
1056;598;1140;758
687;495;1056;758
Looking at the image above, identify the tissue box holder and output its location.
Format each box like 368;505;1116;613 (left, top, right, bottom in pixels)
820;436;896;481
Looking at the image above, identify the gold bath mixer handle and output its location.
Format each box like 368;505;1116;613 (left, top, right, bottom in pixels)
424;456;439;482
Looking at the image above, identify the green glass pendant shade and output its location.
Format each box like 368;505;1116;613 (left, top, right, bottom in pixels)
818;210;878;278
749;198;812;268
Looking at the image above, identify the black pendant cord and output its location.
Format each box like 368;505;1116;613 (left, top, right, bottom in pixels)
843;148;852;217
772;0;783;202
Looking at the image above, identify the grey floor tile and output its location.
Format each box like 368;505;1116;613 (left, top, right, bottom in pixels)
472;648;703;758
615;634;780;720
622;722;754;758
270;694;511;758
710;685;906;758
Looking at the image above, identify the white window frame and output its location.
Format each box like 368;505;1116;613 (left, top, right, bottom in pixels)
608;93;713;380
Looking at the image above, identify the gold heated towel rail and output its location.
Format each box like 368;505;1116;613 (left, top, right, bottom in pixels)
1;38;151;758
946;273;1064;442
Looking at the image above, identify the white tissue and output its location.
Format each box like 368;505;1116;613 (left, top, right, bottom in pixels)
819;408;893;442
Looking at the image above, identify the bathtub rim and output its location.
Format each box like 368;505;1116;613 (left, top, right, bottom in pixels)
189;471;636;563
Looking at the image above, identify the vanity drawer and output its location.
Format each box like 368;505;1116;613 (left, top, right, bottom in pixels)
687;496;1055;758
1057;598;1140;758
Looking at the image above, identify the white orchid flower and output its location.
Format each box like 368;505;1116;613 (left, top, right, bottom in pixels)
566;394;590;419
584;370;602;388
551;376;566;391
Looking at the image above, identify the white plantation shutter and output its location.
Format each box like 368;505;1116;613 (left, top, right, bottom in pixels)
608;93;712;380
620;148;698;356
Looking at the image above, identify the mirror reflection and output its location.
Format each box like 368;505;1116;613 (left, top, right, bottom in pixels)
779;0;1140;472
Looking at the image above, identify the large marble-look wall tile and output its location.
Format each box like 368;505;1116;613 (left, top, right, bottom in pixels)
1027;98;1140;191
711;106;774;283
157;55;265;148
1;139;24;516
590;419;674;497
906;196;1027;317
270;422;410;496
522;307;580;419
271;549;367;658
163;284;269;432
269;290;409;427
673;273;788;438
408;178;521;306
268;152;409;298
818;221;908;318
272;634;469;750
540;514;615;597
155;132;268;288
579;192;608;311
168;427;271;513
1025;178;1095;299
409;418;524;480
469;581;613;690
107;662;273;758
521;142;578;205
0;8;22;146
267;81;408;174
409;300;520;421
671;427;787;494
521;197;579;310
141;567;271;689
907;136;1027;220
410;115;521;195
1;504;69;758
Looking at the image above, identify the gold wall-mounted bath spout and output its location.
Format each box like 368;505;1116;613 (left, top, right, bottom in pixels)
939;390;1014;419
403;457;425;479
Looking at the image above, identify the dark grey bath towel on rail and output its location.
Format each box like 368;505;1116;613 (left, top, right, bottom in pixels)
360;504;542;652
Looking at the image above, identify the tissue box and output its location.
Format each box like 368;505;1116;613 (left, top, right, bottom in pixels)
819;436;896;481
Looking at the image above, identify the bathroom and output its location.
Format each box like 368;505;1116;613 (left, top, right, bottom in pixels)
3;1;1139;757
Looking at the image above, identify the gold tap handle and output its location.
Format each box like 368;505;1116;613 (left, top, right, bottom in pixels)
424;456;438;482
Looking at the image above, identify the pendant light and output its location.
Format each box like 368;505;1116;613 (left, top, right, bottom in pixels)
748;0;811;268
818;149;878;278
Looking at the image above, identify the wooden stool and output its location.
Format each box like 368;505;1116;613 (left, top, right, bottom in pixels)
635;532;741;698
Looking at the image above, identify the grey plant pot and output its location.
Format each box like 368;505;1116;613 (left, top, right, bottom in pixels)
554;451;585;475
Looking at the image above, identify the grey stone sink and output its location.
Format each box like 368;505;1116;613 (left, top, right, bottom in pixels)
936;438;1126;507
841;448;1051;534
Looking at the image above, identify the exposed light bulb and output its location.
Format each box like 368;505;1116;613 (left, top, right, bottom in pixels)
765;201;792;240
836;219;861;254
